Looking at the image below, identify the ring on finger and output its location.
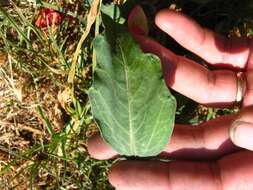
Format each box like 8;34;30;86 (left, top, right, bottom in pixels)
235;71;246;108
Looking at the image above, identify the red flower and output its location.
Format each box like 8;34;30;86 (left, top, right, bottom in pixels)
35;8;64;28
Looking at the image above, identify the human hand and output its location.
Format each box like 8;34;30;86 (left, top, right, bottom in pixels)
88;6;253;190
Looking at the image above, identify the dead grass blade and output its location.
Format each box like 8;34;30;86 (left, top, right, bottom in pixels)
68;0;100;85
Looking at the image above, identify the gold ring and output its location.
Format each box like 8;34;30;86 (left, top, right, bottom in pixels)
235;72;246;108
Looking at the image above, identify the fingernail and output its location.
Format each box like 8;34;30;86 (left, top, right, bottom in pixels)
128;5;148;36
230;121;253;151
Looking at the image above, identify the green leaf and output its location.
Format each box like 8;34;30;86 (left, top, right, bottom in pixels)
101;3;121;20
88;21;176;157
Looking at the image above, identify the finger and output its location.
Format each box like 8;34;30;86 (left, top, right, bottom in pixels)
109;151;253;190
155;9;251;69
88;115;239;160
128;6;148;36
132;34;238;106
230;106;253;151
87;133;118;160
109;160;218;190
161;114;238;160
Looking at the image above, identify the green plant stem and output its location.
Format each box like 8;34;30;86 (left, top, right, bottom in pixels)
92;10;101;73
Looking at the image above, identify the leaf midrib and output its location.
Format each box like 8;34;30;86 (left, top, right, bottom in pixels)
118;41;136;155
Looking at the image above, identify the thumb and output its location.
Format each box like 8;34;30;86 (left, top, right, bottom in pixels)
230;106;253;151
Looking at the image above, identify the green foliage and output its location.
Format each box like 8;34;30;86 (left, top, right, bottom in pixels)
89;20;176;157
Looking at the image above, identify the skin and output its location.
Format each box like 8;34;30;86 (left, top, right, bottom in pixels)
88;7;253;190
